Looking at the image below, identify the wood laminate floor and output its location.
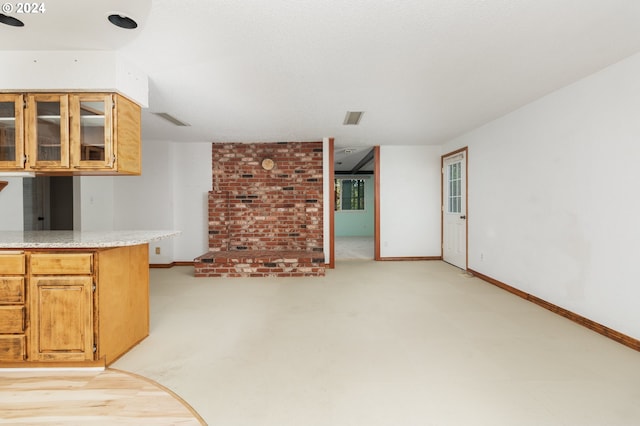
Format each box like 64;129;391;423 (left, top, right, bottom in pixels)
0;368;206;425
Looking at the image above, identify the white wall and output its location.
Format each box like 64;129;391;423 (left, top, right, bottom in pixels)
109;139;212;263
0;51;149;107
323;138;331;263
113;138;175;263
76;176;114;231
379;145;442;257
0;177;24;230
171;142;211;261
444;52;640;340
334;176;374;237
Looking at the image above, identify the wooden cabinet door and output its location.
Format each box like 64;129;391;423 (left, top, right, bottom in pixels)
70;93;115;171
25;94;70;170
0;94;25;170
113;94;141;175
29;276;94;362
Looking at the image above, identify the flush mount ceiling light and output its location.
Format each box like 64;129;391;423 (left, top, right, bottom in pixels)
108;14;138;29
343;111;364;125
0;13;24;27
152;112;191;127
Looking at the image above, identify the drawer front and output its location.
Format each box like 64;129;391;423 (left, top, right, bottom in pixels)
30;253;93;275
0;277;25;304
0;335;26;361
0;306;25;333
0;253;26;275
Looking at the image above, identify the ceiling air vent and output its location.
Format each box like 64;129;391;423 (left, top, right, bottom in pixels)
343;111;364;126
152;112;191;127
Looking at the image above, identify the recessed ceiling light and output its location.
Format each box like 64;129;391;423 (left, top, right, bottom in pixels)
343;111;364;125
108;14;138;29
0;13;24;27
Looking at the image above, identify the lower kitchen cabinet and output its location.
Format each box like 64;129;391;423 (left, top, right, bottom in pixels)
0;252;26;361
0;244;149;366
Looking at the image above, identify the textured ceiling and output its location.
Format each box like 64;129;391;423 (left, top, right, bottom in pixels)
3;0;640;150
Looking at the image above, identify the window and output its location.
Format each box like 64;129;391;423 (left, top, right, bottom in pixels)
335;178;365;211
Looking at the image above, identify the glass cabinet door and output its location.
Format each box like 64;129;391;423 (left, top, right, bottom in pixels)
26;94;69;169
0;94;25;169
70;94;114;169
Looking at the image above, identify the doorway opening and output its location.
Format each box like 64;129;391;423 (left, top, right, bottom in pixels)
23;176;74;231
332;145;377;262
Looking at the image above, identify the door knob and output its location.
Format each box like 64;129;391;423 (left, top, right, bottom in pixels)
460;215;466;219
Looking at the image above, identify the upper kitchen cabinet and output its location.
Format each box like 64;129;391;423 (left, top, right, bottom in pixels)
0;94;25;170
70;94;114;170
26;94;70;169
107;94;141;175
0;92;141;175
70;93;141;174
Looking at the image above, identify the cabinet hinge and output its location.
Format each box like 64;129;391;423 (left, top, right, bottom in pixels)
92;283;96;292
93;343;97;353
23;98;27;109
23;155;28;166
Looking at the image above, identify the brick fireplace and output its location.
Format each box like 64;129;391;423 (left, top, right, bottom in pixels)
194;142;325;277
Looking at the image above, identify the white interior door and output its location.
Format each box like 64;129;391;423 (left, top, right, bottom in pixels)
442;152;466;269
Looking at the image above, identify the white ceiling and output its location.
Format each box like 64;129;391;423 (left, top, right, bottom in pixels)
3;0;640;150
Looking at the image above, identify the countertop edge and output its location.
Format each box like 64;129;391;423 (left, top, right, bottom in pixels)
0;231;181;249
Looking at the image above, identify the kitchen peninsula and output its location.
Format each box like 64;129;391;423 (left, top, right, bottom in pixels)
0;230;178;367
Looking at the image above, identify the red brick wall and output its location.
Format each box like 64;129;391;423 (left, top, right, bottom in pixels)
208;142;324;252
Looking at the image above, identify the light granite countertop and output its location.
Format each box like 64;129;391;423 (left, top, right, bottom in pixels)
0;230;180;249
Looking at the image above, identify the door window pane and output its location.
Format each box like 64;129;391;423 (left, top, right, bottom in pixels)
447;162;462;214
